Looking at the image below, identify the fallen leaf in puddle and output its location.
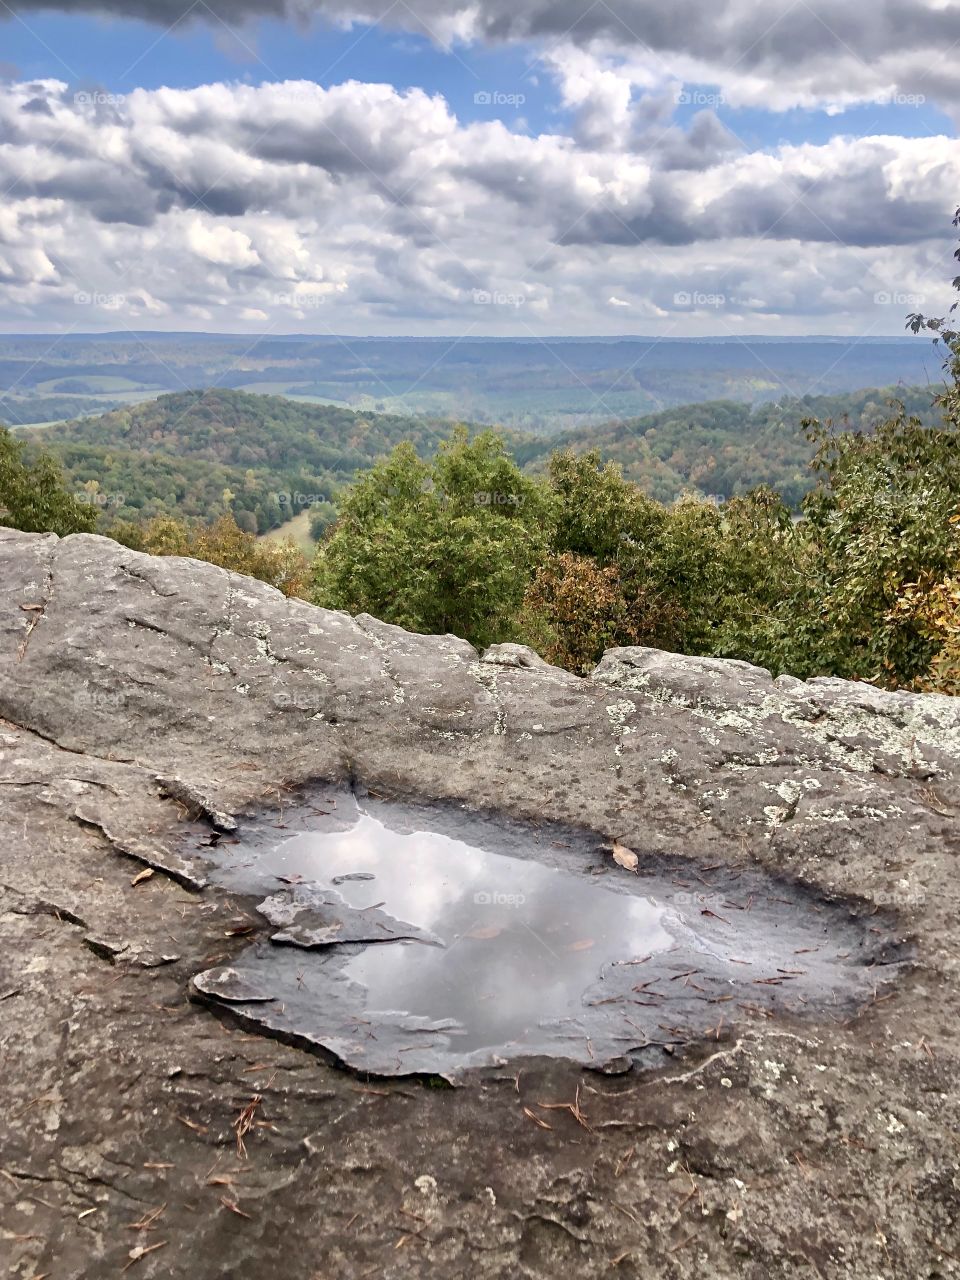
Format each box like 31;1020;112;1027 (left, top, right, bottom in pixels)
611;841;639;873
276;874;306;885
567;939;595;952
465;925;503;940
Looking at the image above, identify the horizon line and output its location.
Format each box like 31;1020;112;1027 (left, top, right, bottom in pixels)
0;331;930;343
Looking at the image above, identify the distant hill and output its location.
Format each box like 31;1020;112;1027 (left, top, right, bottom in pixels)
28;390;462;534
515;385;943;507
26;383;944;535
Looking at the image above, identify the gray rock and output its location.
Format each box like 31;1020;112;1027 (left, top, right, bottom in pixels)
257;886;444;949
2;527;960;1279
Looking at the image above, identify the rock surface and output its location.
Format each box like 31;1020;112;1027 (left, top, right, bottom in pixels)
1;527;960;1279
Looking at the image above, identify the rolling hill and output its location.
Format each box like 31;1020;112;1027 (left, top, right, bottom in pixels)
27;390;462;534
24;383;944;537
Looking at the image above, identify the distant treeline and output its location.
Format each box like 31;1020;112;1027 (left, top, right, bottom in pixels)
0;395;125;426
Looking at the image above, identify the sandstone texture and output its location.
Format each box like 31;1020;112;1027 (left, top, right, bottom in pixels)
1;527;960;1279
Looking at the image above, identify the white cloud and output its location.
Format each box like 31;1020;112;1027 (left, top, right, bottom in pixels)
186;219;260;267
0;76;955;335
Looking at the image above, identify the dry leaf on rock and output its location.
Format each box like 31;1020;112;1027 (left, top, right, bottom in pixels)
611;841;639;873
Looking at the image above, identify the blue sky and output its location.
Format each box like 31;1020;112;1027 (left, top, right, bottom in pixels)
4;11;955;139
0;1;957;335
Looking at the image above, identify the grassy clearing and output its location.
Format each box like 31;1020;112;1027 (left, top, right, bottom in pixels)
258;509;316;556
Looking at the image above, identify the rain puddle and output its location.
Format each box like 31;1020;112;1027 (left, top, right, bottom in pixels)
187;788;906;1078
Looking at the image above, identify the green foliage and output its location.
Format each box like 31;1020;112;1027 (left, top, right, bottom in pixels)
308;502;338;541
313;430;552;648
534;450;716;661
0;427;98;536
790;408;960;684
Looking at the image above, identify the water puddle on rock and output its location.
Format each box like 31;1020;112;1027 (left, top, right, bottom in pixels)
188;788;905;1079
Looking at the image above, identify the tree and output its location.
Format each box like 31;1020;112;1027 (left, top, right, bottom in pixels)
708;486;813;674
0;427;98;536
308;501;337;542
522;552;638;673
790;407;960;684
313;429;552;648
524;450;728;664
888;567;960;694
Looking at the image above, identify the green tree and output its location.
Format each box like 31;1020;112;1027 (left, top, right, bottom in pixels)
308;501;338;542
791;407;960;685
525;451;730;664
313;429;552;648
707;487;812;673
0;427;98;536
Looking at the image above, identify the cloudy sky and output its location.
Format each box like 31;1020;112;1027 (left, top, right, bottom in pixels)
0;0;958;335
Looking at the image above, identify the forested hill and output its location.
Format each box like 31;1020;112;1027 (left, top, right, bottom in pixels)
514;385;942;507
37;389;453;469
26;383;943;533
28;390;462;534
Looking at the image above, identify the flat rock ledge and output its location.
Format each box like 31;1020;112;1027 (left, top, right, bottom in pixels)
1;528;959;1280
